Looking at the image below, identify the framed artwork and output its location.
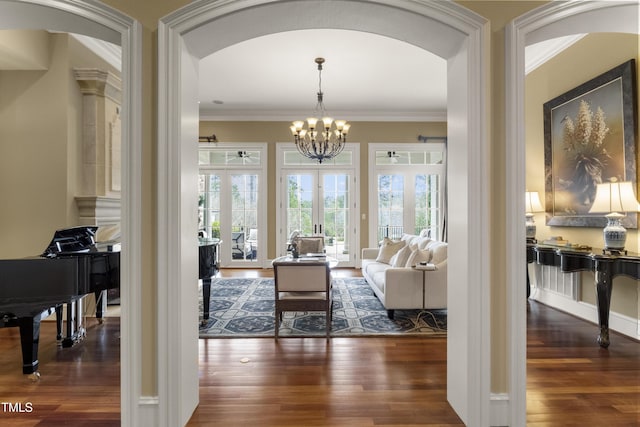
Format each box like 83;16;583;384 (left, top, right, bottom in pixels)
544;59;637;228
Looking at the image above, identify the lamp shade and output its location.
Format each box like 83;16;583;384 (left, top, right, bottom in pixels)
525;191;544;214
588;181;640;213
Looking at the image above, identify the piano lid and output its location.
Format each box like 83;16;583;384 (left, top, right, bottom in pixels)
41;226;98;257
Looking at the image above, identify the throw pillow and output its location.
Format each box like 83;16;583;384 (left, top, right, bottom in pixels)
405;248;431;267
390;244;412;267
375;238;405;264
430;243;447;265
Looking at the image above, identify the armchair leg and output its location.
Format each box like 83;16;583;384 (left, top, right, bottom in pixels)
387;309;395;320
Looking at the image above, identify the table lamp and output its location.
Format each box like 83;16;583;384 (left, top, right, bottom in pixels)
588;179;640;251
525;191;544;240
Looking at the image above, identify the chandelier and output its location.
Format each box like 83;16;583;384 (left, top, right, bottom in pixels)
290;57;350;164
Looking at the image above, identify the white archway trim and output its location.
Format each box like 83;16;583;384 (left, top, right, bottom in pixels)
158;1;489;426
506;2;639;427
0;1;143;426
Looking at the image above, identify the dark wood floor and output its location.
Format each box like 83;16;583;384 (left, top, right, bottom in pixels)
0;269;637;426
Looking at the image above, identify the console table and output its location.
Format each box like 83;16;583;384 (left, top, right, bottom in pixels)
527;243;640;348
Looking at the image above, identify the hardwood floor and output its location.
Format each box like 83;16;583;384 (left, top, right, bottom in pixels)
0;268;637;426
0;316;120;427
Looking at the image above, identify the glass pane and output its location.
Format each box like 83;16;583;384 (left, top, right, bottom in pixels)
415;174;440;237
229;174;259;261
283;149;352;166
322;173;350;262
287;174;314;236
198;174;221;239
377;174;404;240
427;151;444;164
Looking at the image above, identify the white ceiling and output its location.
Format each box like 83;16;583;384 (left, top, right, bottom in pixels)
197;29;448;122
197;29;585;122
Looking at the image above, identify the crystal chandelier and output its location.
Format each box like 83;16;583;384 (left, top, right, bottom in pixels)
290;57;350;164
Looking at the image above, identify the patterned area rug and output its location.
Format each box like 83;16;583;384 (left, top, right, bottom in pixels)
198;277;447;338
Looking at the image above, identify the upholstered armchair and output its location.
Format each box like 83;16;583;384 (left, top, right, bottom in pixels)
273;260;332;339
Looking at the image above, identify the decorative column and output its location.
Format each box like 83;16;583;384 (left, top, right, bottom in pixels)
73;68;121;227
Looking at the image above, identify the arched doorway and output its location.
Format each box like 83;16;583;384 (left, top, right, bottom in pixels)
506;2;639;426
158;1;489;426
0;1;141;425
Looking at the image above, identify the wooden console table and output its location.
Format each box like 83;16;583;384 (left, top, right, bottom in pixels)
527;243;640;348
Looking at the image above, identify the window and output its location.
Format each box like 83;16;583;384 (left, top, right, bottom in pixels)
368;143;446;246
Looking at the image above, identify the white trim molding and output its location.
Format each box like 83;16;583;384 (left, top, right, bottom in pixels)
158;1;490;426
506;2;639;426
490;393;510;427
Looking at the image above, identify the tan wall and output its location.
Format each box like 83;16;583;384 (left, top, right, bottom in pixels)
0;32;122;259
525;32;640;318
199;120;447;258
0;33;73;258
459;0;549;395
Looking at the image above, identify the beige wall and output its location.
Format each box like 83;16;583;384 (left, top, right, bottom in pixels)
526;32;640;318
0;32;122;259
199;120;447;258
0;33;77;258
459;0;549;395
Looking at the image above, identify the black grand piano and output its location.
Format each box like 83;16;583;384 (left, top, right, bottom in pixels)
0;226;120;376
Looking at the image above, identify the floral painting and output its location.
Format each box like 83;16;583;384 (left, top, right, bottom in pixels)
544;59;637;228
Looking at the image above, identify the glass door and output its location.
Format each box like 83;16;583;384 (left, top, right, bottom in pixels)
368;143;446;246
284;170;354;265
199;144;267;267
277;143;359;267
321;172;352;262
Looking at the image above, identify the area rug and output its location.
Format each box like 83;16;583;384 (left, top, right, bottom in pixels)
198;277;447;338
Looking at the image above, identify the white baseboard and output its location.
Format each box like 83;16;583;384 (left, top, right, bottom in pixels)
532;289;640;341
490;393;509;426
138;396;159;427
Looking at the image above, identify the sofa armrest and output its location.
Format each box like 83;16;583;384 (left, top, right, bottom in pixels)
362;248;379;260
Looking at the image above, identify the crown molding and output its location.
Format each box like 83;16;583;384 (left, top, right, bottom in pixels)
70;33;121;71
525;34;585;74
198;109;447;122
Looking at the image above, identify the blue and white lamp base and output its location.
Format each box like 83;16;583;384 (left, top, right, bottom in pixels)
603;212;627;251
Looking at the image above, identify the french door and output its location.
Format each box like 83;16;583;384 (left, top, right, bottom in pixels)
198;144;267;267
277;144;359;267
368;143;446;246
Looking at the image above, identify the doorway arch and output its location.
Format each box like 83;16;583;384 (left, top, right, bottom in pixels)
0;1;142;425
158;1;489;426
506;2;639;426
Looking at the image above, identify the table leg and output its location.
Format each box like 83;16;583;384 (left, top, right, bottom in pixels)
594;263;614;348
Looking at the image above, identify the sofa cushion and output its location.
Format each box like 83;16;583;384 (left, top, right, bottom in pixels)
390;244;412;267
364;261;389;279
429;242;448;264
375;238;405;264
372;271;387;292
405;248;431;267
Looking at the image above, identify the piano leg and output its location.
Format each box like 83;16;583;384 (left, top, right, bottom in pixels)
16;316;41;377
62;299;85;348
95;290;106;323
202;277;212;325
55;305;63;341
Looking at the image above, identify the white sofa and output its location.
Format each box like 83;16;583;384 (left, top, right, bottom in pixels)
361;233;447;319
